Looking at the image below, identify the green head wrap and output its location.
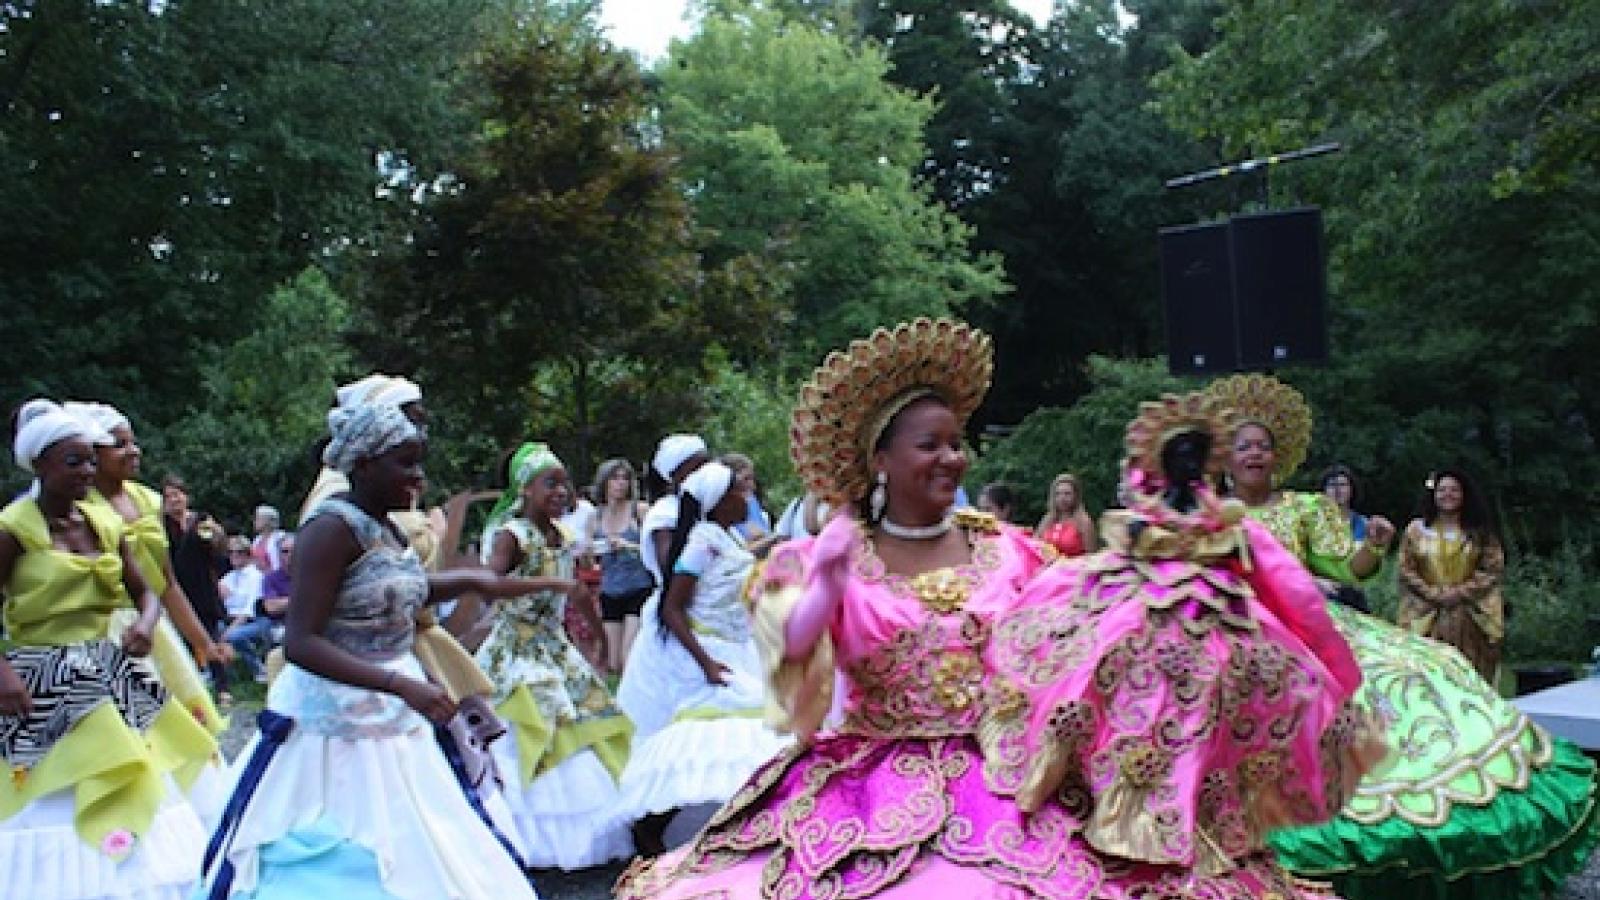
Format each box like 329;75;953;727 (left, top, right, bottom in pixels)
483;441;564;537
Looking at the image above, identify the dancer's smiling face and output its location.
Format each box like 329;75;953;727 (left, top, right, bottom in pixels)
96;425;142;482
522;465;572;525
36;437;97;501
1229;423;1276;494
872;397;967;523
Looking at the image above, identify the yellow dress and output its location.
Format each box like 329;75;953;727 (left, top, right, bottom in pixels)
89;483;229;741
0;497;213;889
1395;521;1504;683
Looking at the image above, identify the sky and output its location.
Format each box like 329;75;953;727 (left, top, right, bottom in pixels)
599;1;1059;62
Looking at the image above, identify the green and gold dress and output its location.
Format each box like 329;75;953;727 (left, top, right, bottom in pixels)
1255;491;1599;899
474;517;634;869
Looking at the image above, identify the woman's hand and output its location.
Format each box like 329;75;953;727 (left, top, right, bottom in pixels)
122;620;155;657
0;664;32;717
811;512;859;581
395;677;457;725
196;640;235;666
701;659;732;686
1365;515;1396;552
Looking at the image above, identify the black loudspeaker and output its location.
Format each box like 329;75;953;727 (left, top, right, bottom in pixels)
1158;207;1328;375
1159;221;1237;375
1231;208;1327;368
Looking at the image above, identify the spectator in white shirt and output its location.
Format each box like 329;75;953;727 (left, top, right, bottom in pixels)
218;536;264;625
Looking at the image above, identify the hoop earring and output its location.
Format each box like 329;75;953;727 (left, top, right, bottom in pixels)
870;471;888;523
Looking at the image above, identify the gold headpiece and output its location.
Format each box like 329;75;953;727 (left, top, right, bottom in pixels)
790;318;993;508
1204;373;1312;482
1122;392;1234;487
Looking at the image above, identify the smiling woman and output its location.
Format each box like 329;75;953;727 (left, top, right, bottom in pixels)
472;441;634;870
196;400;542;899
0;400;210;900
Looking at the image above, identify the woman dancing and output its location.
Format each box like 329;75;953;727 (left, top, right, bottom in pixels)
472;442;632;870
1208;373;1599;900
609;461;790;854
197;400;539;899
618;318;1355;899
72;401;232;764
2;400;212;899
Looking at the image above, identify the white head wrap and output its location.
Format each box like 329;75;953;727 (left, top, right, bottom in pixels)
12;399;111;472
652;433;708;481
323;402;425;474
682;461;734;517
62;401;127;443
334;374;423;412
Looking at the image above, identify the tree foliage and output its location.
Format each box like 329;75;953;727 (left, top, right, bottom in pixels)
968;356;1188;523
1154;0;1600;546
660;2;1007;367
354;4;772;485
153;268;356;526
1;0;486;427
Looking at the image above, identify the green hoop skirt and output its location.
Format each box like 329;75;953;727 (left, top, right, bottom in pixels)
1270;603;1600;898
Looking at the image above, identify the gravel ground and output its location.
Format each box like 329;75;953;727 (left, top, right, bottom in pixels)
216;707;1599;899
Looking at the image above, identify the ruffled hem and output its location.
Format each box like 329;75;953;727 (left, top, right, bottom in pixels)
1;697;216;852
1271;735;1600;898
212;722;534;900
611;717;791;827
492;738;632;870
0;778;205;900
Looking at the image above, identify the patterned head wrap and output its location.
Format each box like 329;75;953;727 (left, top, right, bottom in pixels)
652;434;707;481
335;373;422;410
62;401;127;442
322;402;425;474
682;462;734;519
483;441;565;534
12;399;111;472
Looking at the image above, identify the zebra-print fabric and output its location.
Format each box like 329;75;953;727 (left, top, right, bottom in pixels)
1;639;167;767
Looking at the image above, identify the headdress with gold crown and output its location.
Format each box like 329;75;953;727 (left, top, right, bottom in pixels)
1121;391;1234;493
1204;373;1312;483
790;318;993;509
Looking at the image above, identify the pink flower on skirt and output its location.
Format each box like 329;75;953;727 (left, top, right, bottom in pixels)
100;829;135;860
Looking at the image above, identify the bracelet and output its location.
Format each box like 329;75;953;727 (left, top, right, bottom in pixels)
382;670;398;693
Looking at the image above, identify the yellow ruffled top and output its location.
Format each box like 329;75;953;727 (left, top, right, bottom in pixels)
1;499;128;645
87;482;170;598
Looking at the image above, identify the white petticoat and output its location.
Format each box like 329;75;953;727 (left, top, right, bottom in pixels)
0;776;206;900
492;734;633;870
617;592;771;741
204;660;536;900
611;716;791;829
615;593;673;739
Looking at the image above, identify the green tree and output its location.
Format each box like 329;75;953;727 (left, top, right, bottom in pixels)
155;268;356;525
356;4;773;485
1155;0;1600;546
857;1;1041;210
968;356;1189;523
660;2;1007;367
1;0;487;428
